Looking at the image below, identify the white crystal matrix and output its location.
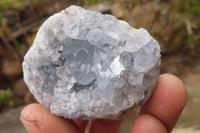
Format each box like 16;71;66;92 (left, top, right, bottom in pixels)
23;5;160;119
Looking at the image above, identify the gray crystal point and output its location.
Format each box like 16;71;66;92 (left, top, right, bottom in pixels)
22;5;160;119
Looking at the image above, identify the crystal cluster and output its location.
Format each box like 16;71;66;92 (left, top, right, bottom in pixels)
22;5;160;119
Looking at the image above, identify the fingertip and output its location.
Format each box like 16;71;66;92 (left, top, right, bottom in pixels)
20;103;46;133
160;73;188;105
20;103;81;133
132;114;167;133
21;103;42;122
141;73;188;131
158;74;188;115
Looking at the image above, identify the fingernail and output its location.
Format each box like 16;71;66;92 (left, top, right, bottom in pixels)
20;116;41;133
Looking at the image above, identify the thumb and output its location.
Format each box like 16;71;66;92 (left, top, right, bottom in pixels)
20;103;81;133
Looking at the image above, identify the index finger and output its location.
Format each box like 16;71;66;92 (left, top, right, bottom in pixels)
140;74;187;132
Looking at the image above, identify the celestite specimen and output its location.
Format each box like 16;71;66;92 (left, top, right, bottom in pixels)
22;5;160;119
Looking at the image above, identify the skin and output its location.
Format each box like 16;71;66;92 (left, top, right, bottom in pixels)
20;74;187;133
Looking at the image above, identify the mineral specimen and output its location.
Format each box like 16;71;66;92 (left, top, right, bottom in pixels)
22;5;160;119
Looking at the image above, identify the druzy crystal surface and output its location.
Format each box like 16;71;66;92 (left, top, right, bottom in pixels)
23;5;160;119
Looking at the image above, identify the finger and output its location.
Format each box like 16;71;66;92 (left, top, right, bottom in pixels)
20;103;81;133
132;114;167;133
140;74;187;132
73;120;88;132
89;119;121;133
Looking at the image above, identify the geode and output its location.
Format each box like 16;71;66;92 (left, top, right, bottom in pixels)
22;5;160;119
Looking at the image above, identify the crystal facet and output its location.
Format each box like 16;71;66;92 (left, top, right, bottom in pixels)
22;5;161;119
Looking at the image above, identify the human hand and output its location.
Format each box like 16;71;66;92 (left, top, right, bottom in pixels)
20;74;187;133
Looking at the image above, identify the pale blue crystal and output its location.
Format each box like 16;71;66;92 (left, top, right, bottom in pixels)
22;5;160;119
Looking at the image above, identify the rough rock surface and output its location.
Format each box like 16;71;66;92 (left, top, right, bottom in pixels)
22;5;160;119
